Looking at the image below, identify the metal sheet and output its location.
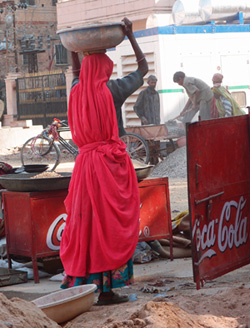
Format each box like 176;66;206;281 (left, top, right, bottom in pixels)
187;114;250;289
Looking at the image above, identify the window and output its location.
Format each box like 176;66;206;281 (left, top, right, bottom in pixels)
23;53;29;66
52;0;57;5
55;44;68;65
231;91;246;107
23;53;38;73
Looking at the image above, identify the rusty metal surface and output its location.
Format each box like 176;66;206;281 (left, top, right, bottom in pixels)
187;114;250;289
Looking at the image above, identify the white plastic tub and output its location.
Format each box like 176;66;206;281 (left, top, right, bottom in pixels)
32;284;97;324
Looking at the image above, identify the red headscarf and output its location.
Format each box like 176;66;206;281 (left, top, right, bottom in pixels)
60;54;140;276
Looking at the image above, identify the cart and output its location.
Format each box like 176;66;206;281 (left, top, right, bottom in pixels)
122;124;179;164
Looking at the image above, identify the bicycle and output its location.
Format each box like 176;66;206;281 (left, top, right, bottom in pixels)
21;118;150;171
20;119;79;171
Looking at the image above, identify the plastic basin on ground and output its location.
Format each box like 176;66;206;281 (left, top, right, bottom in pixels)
32;284;97;324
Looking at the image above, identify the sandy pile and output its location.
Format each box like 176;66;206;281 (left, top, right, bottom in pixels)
63;286;249;328
0;293;60;328
1;286;249;328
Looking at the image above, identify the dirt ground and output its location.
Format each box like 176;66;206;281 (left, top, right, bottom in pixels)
0;148;249;328
0;264;249;328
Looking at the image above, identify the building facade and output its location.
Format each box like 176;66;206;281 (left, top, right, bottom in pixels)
0;0;69;77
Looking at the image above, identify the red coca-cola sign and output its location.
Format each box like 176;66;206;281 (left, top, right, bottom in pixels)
187;114;250;289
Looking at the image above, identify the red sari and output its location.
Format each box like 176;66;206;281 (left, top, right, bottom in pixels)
60;54;140;277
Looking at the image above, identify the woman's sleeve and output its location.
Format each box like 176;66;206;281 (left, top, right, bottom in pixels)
108;70;144;105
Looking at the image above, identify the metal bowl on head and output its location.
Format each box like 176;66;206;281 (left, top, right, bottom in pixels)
57;22;125;53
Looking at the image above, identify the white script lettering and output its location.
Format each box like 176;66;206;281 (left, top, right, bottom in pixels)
46;213;67;251
218;197;248;252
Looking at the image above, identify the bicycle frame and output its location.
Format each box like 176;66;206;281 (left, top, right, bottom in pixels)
46;119;79;158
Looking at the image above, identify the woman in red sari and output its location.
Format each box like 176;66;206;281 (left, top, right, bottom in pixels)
60;18;148;305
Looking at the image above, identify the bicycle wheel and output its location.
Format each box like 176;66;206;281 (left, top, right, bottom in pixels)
20;136;60;171
120;132;149;164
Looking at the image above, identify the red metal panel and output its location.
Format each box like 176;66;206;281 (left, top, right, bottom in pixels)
138;177;172;243
3;189;68;283
3;189;68;257
187;114;250;289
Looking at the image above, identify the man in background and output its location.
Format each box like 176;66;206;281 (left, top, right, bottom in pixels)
212;73;224;88
173;71;213;123
211;72;245;118
134;75;160;125
212;87;245;118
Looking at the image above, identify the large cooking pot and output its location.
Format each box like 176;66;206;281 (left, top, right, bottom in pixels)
0;173;71;192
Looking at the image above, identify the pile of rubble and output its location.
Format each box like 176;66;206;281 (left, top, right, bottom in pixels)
151;146;187;179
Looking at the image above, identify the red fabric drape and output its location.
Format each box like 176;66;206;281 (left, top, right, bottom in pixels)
60;54;140;277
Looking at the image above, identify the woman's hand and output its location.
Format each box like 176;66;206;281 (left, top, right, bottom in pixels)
121;17;148;77
122;17;133;37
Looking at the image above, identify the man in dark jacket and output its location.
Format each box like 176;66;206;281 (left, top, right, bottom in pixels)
133;75;160;125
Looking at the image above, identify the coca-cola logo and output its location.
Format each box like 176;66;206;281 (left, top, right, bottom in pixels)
46;213;67;251
193;197;248;265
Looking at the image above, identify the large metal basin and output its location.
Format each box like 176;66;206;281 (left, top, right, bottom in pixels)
0;173;71;192
57;22;125;52
135;166;154;180
132;160;154;180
